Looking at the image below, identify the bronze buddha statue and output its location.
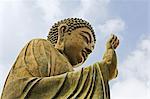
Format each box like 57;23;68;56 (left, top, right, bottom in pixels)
1;18;119;99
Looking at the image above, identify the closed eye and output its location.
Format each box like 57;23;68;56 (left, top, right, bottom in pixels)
80;34;89;43
81;31;92;43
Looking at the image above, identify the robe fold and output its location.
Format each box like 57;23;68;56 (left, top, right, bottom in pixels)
1;39;110;99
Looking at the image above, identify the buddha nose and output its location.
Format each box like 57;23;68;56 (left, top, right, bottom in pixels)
88;43;94;51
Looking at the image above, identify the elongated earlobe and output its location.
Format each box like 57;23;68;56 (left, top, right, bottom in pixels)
55;24;68;52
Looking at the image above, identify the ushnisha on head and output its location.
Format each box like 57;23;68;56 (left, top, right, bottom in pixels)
47;18;96;67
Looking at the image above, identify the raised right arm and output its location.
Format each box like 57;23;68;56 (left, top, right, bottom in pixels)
100;34;119;80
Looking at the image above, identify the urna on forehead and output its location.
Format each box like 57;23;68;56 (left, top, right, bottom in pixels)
47;18;96;46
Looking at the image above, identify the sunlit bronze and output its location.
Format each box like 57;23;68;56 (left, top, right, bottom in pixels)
1;18;119;99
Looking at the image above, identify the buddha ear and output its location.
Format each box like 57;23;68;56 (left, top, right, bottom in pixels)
55;24;68;52
58;24;68;35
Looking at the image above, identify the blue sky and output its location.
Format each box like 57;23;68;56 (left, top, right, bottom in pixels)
0;0;149;98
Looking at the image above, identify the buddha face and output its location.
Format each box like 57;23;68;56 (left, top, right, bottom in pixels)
63;27;95;67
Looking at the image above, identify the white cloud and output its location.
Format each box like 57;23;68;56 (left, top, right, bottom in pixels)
36;0;63;24
35;0;111;24
112;79;149;99
76;0;110;22
98;18;125;37
120;35;150;81
111;35;150;99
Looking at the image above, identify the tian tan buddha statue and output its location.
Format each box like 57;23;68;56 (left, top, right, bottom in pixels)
1;18;119;99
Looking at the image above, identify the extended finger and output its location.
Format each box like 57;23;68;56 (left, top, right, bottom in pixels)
114;39;119;49
111;35;117;45
108;34;115;43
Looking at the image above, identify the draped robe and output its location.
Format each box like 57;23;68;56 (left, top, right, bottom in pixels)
1;39;112;99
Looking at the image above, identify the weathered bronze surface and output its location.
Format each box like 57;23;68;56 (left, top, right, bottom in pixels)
1;18;119;99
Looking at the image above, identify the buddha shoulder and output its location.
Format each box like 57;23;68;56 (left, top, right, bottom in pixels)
28;38;54;49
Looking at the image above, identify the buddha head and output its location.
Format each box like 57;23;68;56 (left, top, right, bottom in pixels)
47;18;96;67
